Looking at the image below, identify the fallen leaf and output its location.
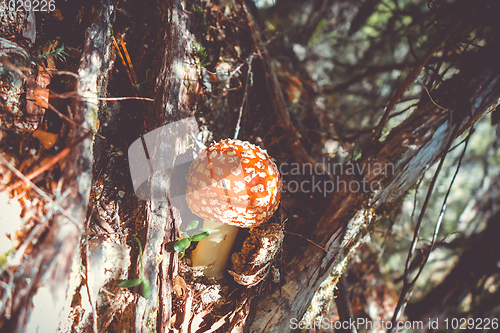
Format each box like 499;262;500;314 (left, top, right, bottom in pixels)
34;87;49;109
32;129;58;149
173;275;187;299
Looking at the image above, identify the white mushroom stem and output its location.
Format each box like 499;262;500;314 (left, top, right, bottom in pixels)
191;219;239;279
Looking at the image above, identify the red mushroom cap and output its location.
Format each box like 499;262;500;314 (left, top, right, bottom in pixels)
186;139;281;228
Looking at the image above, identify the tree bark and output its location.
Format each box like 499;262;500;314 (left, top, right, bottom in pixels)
3;1;500;332
0;1;113;331
247;39;500;333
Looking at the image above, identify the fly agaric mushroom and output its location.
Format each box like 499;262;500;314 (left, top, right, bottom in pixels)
185;139;281;279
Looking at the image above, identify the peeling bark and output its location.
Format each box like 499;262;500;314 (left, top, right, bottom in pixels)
134;1;198;332
0;1;113;332
247;39;500;333
3;1;500;332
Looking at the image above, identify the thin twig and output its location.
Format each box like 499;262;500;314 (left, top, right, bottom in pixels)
47;102;105;140
2;130;92;193
49;90;153;102
0;154;81;229
284;230;345;253
324;53;466;94
371;20;461;141
388;122;462;331
418;81;447;110
47;102;80;127
46;70;80;78
97;96;154;101
234;56;254;139
240;0;333;179
118;34;138;84
411;126;473;284
112;36;135;85
0;58;29;81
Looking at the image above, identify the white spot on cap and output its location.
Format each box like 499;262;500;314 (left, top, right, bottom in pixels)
250;184;265;193
241;150;256;158
244;174;256;183
256;152;266;159
220;178;231;190
239;194;250;201
233;181;246;193
245;167;255;174
186;138;281;228
255;196;271;207
231;167;242;176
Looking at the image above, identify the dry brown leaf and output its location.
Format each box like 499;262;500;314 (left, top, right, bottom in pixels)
33;87;49;109
32;129;58;149
173;275;187;299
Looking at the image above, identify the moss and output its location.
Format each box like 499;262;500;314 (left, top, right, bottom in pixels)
192;41;208;72
0;248;14;274
144;299;159;333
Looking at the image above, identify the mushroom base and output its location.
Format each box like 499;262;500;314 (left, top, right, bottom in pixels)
191;219;239;279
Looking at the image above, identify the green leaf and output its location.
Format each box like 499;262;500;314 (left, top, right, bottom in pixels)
174;238;191;252
198;227;211;234
186;219;200;231
134;237;143;256
134;237;144;279
189;230;211;242
118;278;143;288
141;279;151;298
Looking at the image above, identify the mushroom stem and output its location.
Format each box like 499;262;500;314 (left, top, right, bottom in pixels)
191;219;239;279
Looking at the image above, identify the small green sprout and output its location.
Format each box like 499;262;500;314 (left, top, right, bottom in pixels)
132;69;150;92
34;43;69;63
174;219;211;259
118;237;150;298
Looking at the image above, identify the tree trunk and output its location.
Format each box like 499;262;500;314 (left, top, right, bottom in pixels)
247;39;500;332
0;1;113;331
2;1;500;332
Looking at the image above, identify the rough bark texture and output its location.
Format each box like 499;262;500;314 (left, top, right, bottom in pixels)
0;1;113;331
2;1;500;332
136;1;196;331
247;40;500;332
